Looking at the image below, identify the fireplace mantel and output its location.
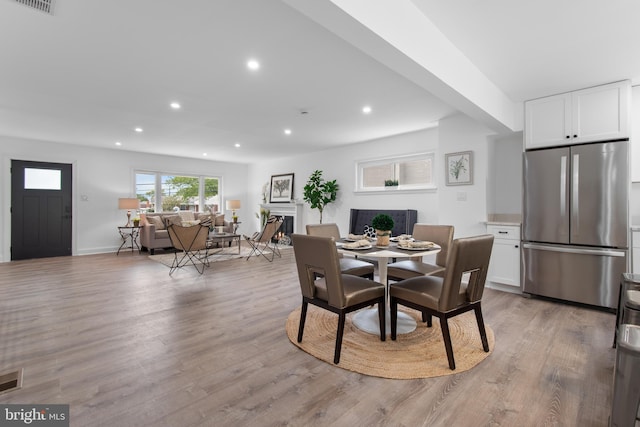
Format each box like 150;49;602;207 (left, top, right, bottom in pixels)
260;203;303;234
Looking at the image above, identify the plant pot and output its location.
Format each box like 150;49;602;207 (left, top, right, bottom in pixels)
376;230;391;246
133;220;140;227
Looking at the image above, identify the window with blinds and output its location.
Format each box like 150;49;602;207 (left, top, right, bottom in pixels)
356;153;435;191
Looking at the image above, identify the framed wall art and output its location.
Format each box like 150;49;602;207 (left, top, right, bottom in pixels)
269;173;294;202
445;151;473;186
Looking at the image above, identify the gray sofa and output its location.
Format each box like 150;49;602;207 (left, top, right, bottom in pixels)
348;208;418;237
140;211;232;254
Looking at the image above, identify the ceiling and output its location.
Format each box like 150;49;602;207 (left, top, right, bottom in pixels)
1;0;639;164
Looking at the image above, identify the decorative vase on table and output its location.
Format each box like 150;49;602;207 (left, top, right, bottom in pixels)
375;230;391;246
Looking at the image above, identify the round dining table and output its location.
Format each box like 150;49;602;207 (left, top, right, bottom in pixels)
337;240;441;335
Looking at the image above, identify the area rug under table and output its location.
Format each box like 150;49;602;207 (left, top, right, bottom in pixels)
148;246;255;266
285;305;494;379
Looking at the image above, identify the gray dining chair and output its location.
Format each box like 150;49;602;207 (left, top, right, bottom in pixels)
390;234;494;370
292;233;385;364
386;224;454;284
306;223;375;280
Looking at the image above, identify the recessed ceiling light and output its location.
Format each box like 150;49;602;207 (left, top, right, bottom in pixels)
284;129;292;135
134;127;143;133
234;143;241;148
170;102;181;109
247;59;260;70
203;153;208;157
115;141;122;146
362;106;372;114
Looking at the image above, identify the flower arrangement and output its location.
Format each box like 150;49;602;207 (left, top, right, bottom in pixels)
261;182;270;204
255;207;270;227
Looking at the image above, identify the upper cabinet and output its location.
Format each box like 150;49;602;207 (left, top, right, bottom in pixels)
525;80;631;149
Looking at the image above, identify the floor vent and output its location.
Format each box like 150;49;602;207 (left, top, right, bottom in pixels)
0;369;23;395
13;0;54;15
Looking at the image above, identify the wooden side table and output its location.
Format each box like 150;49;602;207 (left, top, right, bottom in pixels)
117;226;140;255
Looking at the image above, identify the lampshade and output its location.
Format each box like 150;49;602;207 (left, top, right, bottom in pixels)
118;198;140;210
226;200;241;210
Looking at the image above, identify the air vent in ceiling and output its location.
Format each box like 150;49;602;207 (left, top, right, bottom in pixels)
14;0;54;15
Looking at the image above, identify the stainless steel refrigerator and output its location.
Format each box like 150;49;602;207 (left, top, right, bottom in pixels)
522;140;629;308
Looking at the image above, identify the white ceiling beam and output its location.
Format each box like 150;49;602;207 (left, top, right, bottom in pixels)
284;0;521;133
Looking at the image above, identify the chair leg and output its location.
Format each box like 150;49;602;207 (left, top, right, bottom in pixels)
440;317;456;370
473;303;490;352
334;312;346;364
378;299;386;341
390;297;398;340
422;311;433;327
297;301;308;343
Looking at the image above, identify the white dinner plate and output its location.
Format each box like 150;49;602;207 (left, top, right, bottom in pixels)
343;245;372;250
397;246;437;251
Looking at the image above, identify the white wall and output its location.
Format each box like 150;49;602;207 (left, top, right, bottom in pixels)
0;136;249;261
487;131;523;216
438;114;493;238
248;127;440;236
248;113;494;239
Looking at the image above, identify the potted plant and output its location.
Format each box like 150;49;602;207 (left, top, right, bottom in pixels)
384;179;399;188
303;170;339;224
371;213;394;246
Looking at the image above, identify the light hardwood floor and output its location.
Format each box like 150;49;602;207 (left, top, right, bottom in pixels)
0;248;616;426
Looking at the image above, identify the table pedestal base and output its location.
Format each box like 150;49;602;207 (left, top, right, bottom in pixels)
352;308;417;335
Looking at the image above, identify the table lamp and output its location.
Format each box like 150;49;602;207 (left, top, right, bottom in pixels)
226;200;241;223
118;198;140;227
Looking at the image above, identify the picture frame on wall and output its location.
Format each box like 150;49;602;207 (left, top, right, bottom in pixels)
445;151;473;186
269;173;294;203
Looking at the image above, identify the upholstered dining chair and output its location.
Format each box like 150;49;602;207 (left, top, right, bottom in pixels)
386;224;454;284
166;223;210;275
244;215;284;262
390;234;494;370
306;223;375;280
291;234;386;364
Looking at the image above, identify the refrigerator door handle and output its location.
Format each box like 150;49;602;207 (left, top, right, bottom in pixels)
572;153;580;231
523;243;625;257
560;155;567;217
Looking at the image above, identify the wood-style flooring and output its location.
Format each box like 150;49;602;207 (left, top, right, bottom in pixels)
0;248;616;426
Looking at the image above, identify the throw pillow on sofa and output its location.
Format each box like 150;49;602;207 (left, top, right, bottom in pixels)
164;215;182;227
214;214;226;226
147;216;165;230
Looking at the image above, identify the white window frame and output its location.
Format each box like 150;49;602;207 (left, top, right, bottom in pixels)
135;170;223;213
354;152;437;193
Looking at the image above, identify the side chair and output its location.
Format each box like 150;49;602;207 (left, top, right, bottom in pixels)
386;224;454;284
291;234;386;364
390;234;494;370
166;223;210;275
306;223;375;280
244;215;284;262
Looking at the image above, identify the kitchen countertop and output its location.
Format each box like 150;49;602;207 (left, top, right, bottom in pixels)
487;221;521;226
486;214;521;227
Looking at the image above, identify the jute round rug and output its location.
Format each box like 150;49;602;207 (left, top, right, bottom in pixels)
285;305;494;379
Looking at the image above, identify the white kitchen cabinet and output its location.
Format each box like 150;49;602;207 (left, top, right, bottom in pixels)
486;224;521;292
525;80;630;149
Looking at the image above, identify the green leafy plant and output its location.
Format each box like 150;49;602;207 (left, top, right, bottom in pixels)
384;179;399;187
371;213;394;232
303;170;339;224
